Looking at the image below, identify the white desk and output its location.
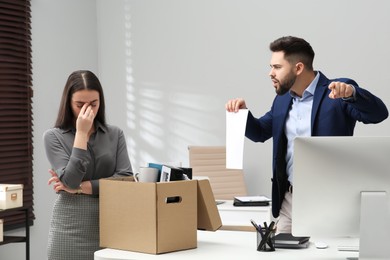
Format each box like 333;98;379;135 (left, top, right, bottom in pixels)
95;230;359;260
217;200;271;230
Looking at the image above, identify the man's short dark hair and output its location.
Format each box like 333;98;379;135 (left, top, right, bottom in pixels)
270;36;315;70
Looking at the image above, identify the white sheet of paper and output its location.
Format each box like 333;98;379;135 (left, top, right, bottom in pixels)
226;109;249;169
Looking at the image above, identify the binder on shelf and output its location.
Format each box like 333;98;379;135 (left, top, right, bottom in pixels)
233;196;271;207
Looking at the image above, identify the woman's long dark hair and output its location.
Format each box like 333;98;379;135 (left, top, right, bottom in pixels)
54;70;106;129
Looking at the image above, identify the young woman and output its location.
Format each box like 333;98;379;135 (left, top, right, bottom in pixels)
43;70;133;259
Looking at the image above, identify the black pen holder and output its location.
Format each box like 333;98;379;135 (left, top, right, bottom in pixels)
256;227;275;252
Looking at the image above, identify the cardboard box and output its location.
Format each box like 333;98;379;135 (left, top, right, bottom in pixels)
0;219;3;243
197;179;223;231
0;184;23;210
100;178;221;254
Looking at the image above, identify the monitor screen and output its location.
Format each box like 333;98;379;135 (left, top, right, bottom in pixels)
291;136;390;258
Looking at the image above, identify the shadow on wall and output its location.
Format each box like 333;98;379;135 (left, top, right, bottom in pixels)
123;3;224;170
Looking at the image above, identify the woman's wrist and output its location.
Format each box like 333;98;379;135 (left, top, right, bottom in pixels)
76;184;83;194
74;132;89;150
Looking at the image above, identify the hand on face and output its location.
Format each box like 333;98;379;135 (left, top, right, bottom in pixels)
76;103;95;134
71;89;100;135
328;82;354;99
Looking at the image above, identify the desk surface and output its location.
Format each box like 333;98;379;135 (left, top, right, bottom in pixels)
95;230;359;260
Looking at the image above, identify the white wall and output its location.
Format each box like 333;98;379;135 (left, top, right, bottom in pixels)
2;0;389;259
97;0;390;196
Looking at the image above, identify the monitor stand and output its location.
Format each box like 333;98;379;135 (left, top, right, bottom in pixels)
347;191;390;260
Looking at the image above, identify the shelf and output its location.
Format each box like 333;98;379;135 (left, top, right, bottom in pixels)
0;207;30;260
1;236;27;245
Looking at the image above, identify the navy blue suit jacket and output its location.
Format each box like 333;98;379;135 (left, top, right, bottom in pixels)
245;71;388;218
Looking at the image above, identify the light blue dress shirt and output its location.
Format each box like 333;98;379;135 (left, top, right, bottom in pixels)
285;72;320;184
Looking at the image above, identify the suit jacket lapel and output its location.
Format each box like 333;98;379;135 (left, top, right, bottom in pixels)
311;72;330;132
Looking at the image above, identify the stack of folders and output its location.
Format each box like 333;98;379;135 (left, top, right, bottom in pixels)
160;165;192;182
272;233;310;249
148;163;192;182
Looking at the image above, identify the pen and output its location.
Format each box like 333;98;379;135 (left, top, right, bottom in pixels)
250;219;262;233
257;221;265;246
268;221;275;232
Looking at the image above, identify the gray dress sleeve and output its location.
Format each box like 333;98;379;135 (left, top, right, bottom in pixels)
43;126;133;195
43;128;91;189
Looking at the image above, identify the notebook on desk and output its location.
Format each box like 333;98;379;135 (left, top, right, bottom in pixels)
272;233;310;249
233;196;271;207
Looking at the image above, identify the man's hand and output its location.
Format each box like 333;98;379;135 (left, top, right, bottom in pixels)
328;82;355;99
225;98;248;112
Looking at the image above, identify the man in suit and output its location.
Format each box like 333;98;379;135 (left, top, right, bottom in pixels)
225;36;388;233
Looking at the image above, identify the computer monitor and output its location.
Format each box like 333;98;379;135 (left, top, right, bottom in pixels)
292;136;390;260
